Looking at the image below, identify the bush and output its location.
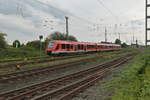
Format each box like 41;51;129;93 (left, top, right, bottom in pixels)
0;46;46;59
46;31;78;41
26;40;46;50
112;53;150;100
13;40;21;48
0;32;7;48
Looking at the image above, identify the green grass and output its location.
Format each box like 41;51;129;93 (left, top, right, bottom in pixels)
0;49;138;74
0;46;47;60
110;49;150;100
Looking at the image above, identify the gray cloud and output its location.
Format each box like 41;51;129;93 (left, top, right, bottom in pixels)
0;0;146;45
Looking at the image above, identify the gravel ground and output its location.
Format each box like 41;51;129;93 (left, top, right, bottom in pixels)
72;60;132;100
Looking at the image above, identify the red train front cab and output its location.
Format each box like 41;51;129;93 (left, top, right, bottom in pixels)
46;41;56;55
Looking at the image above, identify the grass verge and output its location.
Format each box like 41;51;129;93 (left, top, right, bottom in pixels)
0;46;47;60
110;49;150;100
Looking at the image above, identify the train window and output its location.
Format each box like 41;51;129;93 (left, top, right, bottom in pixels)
83;45;85;49
66;44;70;49
62;44;66;49
71;45;73;49
88;45;91;49
91;45;93;49
87;45;89;49
92;45;94;48
48;42;54;48
85;45;87;49
93;45;95;48
56;45;59;49
78;45;81;49
75;45;78;50
81;45;84;49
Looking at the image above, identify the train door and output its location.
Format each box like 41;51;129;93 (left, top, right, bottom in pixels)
66;44;70;51
75;45;78;51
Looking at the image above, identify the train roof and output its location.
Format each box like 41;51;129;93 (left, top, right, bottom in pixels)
49;40;121;46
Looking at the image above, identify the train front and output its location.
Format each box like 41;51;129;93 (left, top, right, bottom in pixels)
46;41;56;55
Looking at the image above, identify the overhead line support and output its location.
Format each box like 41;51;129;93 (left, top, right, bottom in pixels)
146;0;150;46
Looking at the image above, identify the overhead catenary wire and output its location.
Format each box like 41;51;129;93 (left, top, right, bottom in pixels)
16;0;24;17
96;0;120;21
36;0;144;44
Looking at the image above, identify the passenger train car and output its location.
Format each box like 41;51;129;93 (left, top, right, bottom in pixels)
46;40;121;55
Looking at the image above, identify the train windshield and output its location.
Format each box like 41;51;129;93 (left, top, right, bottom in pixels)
48;42;54;49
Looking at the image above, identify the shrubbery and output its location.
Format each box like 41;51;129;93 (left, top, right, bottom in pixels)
0;32;7;48
0;46;46;59
112;52;150;100
26;40;46;50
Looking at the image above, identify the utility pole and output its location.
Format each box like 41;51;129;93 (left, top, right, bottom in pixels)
133;34;135;44
136;39;138;48
118;32;120;40
65;16;69;40
105;27;107;42
131;21;135;44
146;0;150;46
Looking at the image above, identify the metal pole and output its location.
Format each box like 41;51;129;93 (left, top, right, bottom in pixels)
65;16;69;40
105;27;107;42
40;40;42;56
146;0;148;47
118;32;120;40
39;35;43;57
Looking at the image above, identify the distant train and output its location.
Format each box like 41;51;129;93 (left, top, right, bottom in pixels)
46;40;121;55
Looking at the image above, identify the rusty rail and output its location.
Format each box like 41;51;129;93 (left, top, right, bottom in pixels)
0;55;87;69
0;55;102;83
32;57;130;100
0;55;133;100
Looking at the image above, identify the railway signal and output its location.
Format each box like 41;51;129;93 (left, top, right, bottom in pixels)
39;35;43;56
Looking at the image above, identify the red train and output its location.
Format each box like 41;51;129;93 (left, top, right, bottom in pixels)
46;40;121;55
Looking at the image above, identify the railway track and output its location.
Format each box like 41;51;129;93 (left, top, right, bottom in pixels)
0;55;87;69
0;55;104;83
0;52;99;64
0;55;133;100
0;56;49;63
0;50;130;70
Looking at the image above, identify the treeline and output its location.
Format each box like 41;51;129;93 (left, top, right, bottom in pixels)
0;31;128;59
0;31;78;49
0;31;78;59
115;39;128;48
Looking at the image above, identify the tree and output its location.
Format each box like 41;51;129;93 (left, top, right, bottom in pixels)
115;39;121;45
121;42;128;48
0;32;7;48
46;31;78;41
26;40;40;49
68;35;77;42
13;40;21;48
26;40;46;50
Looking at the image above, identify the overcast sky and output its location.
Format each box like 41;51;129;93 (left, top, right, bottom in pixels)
0;0;147;45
